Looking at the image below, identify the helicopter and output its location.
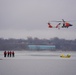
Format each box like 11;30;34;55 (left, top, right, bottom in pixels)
48;19;73;29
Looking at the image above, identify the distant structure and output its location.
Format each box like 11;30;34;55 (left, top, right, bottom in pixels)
28;45;56;50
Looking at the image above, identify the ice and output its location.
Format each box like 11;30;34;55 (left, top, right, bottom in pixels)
0;51;76;75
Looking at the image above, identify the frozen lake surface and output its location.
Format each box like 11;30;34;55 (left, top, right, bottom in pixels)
0;51;76;75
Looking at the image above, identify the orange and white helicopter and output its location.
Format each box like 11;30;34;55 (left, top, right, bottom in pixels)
48;19;73;29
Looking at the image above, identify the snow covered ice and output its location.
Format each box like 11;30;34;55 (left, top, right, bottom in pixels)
0;51;76;75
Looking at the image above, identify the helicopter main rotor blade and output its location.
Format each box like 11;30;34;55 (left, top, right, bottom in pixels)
51;21;62;22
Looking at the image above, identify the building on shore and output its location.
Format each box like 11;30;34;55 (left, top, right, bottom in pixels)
28;45;56;50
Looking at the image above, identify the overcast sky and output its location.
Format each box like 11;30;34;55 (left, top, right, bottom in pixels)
0;0;76;40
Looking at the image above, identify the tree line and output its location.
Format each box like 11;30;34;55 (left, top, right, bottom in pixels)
0;37;76;51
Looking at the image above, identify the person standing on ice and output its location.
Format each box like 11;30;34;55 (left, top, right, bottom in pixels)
7;51;10;57
4;51;7;57
12;51;15;57
9;51;12;57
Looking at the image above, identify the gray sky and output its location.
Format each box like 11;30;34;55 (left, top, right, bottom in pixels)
0;0;76;40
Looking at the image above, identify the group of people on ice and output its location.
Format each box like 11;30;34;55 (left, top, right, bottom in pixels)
4;51;15;57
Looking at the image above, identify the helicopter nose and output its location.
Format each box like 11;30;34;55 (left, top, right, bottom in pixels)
69;24;73;26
